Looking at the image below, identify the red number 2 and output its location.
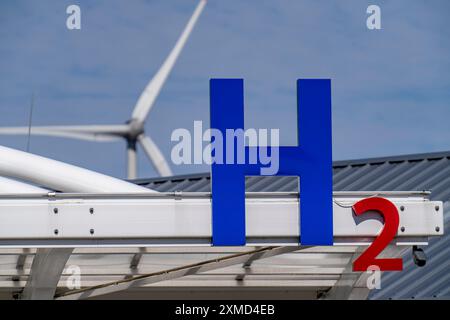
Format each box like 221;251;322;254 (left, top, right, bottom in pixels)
352;197;403;271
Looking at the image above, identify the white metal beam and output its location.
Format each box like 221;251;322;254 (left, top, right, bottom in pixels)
0;176;48;194
0;192;442;247
0;145;151;193
0;246;359;255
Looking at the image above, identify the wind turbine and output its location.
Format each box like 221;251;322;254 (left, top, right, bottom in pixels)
0;0;207;179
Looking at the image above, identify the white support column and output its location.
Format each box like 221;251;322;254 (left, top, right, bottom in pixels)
21;248;73;300
319;248;364;299
127;140;137;180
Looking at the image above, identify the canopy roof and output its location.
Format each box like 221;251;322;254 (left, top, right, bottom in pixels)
0;151;448;300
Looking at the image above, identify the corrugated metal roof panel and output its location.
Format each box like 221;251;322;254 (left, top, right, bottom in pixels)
136;151;450;199
134;151;450;299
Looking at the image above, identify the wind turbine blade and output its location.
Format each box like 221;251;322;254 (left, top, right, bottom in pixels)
0;125;130;142
138;134;173;176
131;0;207;122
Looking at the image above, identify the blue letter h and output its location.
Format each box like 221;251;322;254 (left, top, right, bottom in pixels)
210;79;333;246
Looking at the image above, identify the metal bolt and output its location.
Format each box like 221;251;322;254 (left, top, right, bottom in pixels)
54;229;59;235
89;208;94;214
53;208;58;214
435;205;439;212
436;226;440;232
400;226;405;232
400;206;405;212
90;229;95;235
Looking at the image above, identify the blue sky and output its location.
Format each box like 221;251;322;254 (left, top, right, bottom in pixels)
0;0;449;178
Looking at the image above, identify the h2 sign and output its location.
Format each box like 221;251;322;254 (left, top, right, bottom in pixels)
208;78;403;272
210;79;333;246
